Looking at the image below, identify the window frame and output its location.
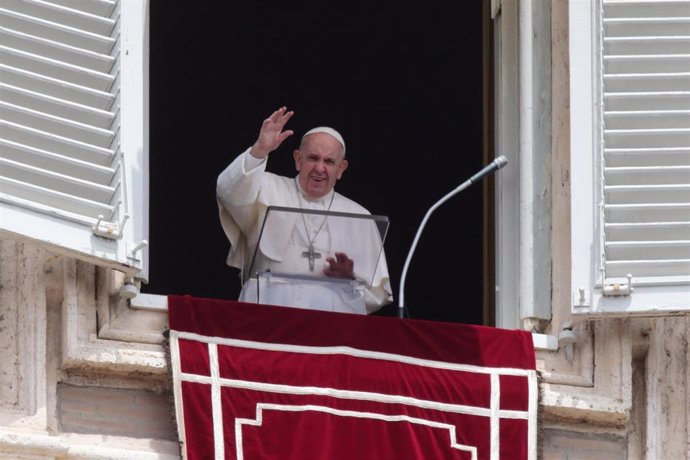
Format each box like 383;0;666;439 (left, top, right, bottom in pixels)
493;0;553;329
569;0;690;316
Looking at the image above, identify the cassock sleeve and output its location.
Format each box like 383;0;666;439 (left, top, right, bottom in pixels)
216;148;267;272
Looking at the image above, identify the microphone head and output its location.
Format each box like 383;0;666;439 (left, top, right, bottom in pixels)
494;155;508;169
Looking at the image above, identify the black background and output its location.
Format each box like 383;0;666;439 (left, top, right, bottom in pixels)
145;1;486;324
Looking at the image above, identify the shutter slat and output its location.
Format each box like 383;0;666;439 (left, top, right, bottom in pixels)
0;138;114;183
1;119;115;168
604;129;690;148
606;21;690;37
605;203;690;223
605;92;690;111
604;54;690;73
603;1;690;17
606;221;690;240
0;7;115;53
604;184;690;204
605;165;690;184
0;25;115;72
0;80;116;123
604;73;690;92
607;239;690;251
605;110;690;129
0;0;116;36
0;176;115;219
0;44;115;91
47;0;116;18
605;259;690;278
0;157;115;204
605;147;690;167
0;100;115;147
605;35;690;56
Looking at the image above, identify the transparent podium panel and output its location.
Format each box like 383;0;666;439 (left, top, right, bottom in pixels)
243;205;389;313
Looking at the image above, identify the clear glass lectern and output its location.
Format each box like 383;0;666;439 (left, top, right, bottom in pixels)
242;205;389;314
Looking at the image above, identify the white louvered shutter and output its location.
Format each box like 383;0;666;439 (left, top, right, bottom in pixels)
602;0;690;281
0;0;148;277
570;0;690;315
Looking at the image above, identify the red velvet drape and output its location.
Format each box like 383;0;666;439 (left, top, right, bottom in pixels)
168;295;536;460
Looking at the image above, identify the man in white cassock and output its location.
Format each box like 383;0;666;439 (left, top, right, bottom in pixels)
216;106;393;314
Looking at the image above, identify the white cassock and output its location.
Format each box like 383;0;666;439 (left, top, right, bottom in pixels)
216;148;393;314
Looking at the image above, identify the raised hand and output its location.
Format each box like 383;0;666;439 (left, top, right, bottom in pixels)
250;107;295;159
323;252;355;279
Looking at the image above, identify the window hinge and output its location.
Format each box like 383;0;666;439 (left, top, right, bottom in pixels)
573;286;590;308
92;215;122;239
602;273;634;297
92;211;129;240
127;240;148;262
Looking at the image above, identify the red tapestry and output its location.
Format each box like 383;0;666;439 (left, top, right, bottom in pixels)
168;295;537;460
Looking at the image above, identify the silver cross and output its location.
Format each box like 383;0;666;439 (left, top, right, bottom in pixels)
301;244;321;271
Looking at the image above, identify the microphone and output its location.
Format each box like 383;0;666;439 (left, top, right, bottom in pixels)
397;155;508;318
470;155;508;183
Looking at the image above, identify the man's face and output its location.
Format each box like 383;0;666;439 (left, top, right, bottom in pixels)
293;133;348;199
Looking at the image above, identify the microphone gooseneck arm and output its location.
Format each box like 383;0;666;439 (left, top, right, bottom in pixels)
397;156;508;319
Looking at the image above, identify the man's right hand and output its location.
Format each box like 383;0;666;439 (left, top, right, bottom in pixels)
250;107;295;159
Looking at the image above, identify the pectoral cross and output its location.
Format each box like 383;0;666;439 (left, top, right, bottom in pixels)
301;244;321;271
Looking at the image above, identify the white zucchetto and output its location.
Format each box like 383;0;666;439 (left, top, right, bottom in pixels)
302;126;346;155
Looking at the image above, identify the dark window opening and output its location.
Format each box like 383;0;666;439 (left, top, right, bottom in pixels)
146;1;488;325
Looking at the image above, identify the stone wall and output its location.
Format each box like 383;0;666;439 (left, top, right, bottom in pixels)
1;236;688;459
0;239;179;459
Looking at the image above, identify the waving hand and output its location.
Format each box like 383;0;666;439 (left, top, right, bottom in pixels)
250;107;295;159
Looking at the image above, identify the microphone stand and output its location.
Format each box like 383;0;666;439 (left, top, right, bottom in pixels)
397;156;508;319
